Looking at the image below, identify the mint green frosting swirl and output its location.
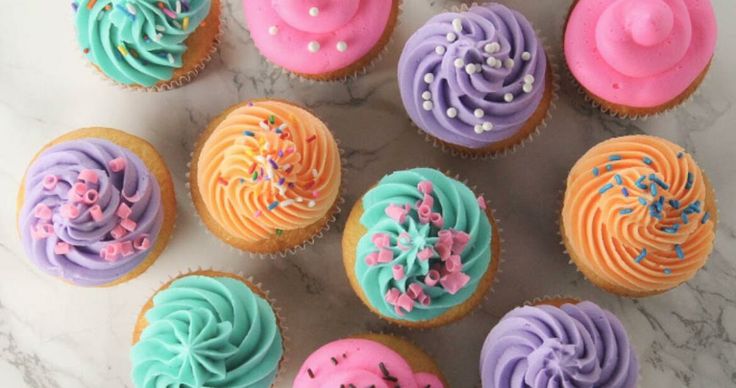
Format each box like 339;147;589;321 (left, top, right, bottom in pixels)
74;0;211;87
355;168;492;322
130;275;283;388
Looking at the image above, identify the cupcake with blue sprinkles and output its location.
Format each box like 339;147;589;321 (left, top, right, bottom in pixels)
561;135;717;297
72;0;221;90
342;168;500;328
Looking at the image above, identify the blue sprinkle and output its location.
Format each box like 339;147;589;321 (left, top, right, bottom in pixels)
599;183;614;194
663;224;680;234
701;211;711;224
677;151;685;159
638;197;648;206
635;248;647;263
650;183;658;196
243;130;255;136
650;210;663;220
685;172;694;190
614;174;623;185
620;208;634;215
115;4;136;21
650;176;670;190
621;187;630;197
592;167;600;177
268;201;279;210
669;199;680;209
72;2;78;11
663;268;672;275
609;155;622;161
635;176;647;190
681;212;689;224
643;156;653;165
675;244;685;259
606;164;613;171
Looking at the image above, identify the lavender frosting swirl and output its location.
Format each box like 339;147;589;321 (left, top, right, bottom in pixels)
398;3;547;149
480;301;639;388
19;138;163;286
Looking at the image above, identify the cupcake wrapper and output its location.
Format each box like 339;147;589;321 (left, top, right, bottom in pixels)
73;2;224;92
413;2;560;160
244;0;403;83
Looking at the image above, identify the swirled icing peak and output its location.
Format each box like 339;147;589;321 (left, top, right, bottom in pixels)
243;0;397;76
565;0;716;107
19;138;162;286
293;338;444;388
73;0;212;87
480;301;639;388
196;100;341;243
562;135;716;295
398;3;547;149
131;274;283;388
355;168;492;322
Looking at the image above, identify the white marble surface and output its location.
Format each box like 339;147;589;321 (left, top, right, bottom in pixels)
1;0;735;387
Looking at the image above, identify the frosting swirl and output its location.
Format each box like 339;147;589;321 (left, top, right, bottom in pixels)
355;168;492;322
398;3;547;149
131;275;283;388
565;0;717;108
562;135;715;295
73;0;212;87
19;138;162;286
196;100;341;243
293;337;444;388
480;301;639;388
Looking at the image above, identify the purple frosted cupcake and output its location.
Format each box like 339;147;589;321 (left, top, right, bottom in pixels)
16;128;176;287
480;299;639;387
398;3;554;157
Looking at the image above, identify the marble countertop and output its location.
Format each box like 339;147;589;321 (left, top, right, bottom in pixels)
1;0;735;387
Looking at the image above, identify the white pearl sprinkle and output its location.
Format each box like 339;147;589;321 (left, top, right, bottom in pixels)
452;18;463;33
308;7;319;17
523;83;534;93
423;101;434;111
268;25;278;35
482;121;493;131
524;74;535;84
494;60;502;69
308;200;316;208
521;51;532;61
423;73;434;84
505;58;515;69
336;41;348;52
422;91;432;100
474;109;484;118
435;46;446;55
474;124;484;134
484;42;500;53
486;57;497;67
446;107;458;118
504;93;514;102
307;41;320;53
446;32;457;42
465;63;477;74
454;58;465;68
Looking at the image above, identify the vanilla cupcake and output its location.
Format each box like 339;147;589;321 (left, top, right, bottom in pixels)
561;135;717;296
190;99;342;255
73;0;221;90
343;168;500;328
16;128;176;287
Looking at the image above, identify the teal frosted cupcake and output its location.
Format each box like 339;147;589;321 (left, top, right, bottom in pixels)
130;270;284;387
342;168;500;328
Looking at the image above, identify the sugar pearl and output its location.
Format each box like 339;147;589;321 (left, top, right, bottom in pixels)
524;74;535;84
446;107;458;118
454;58;465;68
336;41;348;52
308;7;319;17
484;42;500;53
482;122;493;131
435;46;446;55
521;51;532;61
504;93;514;102
452;18;463;33
505;58;515;69
268;25;278;35
494;60;502;69
307;41;320;53
446;32;457;42
465;63;477;74
486;57;497;67
474;124;484;134
474;109;484;118
523;83;534;93
422;91;432;100
424;73;434;83
423;101;434;111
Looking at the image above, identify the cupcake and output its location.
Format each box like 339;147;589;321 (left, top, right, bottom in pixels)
72;0;221;90
130;270;284;387
16;128;175;287
398;3;554;157
293;333;447;387
564;0;717;117
480;298;639;388
342;168;500;328
561;135;717;297
190;99;342;255
242;0;400;80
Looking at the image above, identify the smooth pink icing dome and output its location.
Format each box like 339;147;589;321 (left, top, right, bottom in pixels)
565;0;716;107
243;0;395;75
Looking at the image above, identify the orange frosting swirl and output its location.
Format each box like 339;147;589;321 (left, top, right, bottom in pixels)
562;135;715;295
197;100;341;242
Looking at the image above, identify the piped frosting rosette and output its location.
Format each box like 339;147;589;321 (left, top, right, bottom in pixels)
130;273;283;387
480;301;639;388
18;138;163;286
354;168;492;322
196;100;341;245
564;0;717;109
398;3;548;149
73;0;212;87
562;135;716;295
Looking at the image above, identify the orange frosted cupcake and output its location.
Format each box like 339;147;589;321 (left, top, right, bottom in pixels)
190;100;342;255
561;135;717;296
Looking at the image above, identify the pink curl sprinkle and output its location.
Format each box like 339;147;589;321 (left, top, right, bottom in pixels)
117;203;132;219
120;218;137;232
111;225;127;239
42;175;58;190
78;169;98;184
120;241;135;257
417;180;433;194
371;233;390;249
417;247;434;261
395;294;414;314
54;242;71;255
33;204;52;220
377;248;393;263
108;157;126;172
440;272;470;295
392;265;405;280
100;243;121;262
407;283;424;300
365;252;378;266
477;195;487;210
82;189;98;205
89;205;104;222
72;182;88;195
31;223;54;240
385;288;401;305
425;270;440;287
133;235;150;251
60;204;80;220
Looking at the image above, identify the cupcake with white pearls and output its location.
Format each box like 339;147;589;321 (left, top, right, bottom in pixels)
398;2;555;157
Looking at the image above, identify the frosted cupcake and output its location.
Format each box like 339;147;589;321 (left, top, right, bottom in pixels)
561;135;717;296
294;334;447;387
190;99;342;255
342;168;500;328
73;0;221;89
480;298;639;387
564;0;717;117
243;0;400;80
131;270;284;387
16;128;176;287
398;3;553;157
